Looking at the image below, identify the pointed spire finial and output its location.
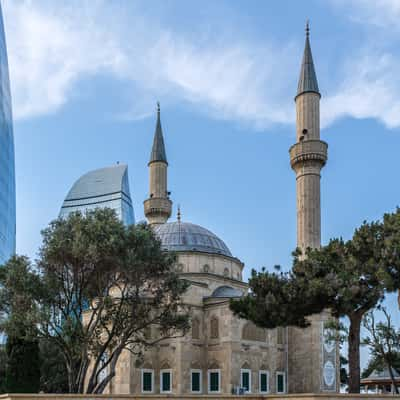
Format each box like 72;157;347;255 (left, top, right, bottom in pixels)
296;20;320;99
177;204;181;223
149;102;167;164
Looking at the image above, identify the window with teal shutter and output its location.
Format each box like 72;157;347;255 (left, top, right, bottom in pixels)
161;370;171;393
208;370;220;392
142;370;153;393
241;369;251;392
191;370;201;393
276;372;285;393
259;371;268;393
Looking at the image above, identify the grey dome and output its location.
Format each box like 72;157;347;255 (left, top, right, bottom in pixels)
211;286;242;298
154;222;232;257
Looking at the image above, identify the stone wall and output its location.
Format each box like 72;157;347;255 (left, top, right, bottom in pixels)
1;394;400;400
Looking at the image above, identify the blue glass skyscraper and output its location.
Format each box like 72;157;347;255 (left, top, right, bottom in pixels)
0;4;16;265
60;164;135;225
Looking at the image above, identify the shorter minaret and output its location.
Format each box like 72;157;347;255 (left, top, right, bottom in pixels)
144;103;172;225
290;22;327;254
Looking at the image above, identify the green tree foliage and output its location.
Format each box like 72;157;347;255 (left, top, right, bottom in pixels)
5;335;40;393
0;345;6;393
0;256;42;393
230;210;400;393
0;209;190;394
39;339;69;393
0;256;42;339
34;209;189;394
362;307;400;394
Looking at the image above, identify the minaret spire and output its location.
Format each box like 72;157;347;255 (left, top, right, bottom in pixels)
296;20;320;99
150;102;167;164
144;102;172;226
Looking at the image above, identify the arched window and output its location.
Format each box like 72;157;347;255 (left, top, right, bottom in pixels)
223;267;229;277
210;316;219;339
192;318;200;340
242;322;266;342
203;264;210;273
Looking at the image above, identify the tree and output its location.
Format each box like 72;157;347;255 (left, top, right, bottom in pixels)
362;307;400;394
230;265;326;329
5;335;40;393
0;345;6;393
231;219;389;393
35;209;189;393
0;256;41;393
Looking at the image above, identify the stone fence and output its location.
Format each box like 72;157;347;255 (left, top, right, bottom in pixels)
1;394;400;400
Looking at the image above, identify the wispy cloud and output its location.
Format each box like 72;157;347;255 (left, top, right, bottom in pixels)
321;0;400;128
5;0;400;131
3;0;296;128
3;0;125;119
330;0;400;29
322;52;400;128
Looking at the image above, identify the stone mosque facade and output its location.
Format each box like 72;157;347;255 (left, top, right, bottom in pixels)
66;27;339;395
107;26;339;396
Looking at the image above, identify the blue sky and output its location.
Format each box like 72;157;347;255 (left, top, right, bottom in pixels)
4;0;400;367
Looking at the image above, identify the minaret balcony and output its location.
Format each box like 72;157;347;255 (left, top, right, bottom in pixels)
144;197;172;218
289;139;328;169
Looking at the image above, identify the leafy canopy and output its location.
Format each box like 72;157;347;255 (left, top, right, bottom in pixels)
0;208;190;394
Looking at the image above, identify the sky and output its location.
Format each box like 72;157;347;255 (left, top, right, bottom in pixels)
4;0;400;369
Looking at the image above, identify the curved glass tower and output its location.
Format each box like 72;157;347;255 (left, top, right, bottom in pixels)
60;164;135;225
0;4;16;265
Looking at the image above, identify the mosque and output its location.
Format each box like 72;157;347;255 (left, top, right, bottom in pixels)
61;26;339;395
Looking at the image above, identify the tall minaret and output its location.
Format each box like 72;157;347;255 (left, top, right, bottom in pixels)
288;24;338;394
289;22;327;253
143;103;172;225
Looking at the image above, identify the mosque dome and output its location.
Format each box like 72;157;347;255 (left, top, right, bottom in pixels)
153;221;232;257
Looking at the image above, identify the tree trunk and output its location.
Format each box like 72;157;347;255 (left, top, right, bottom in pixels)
348;313;362;393
387;363;399;394
67;365;76;393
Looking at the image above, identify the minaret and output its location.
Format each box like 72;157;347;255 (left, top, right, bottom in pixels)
288;24;338;394
143;103;172;225
289;22;327;254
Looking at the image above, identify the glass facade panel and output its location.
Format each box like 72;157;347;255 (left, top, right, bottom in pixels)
60;165;135;226
0;3;16;265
